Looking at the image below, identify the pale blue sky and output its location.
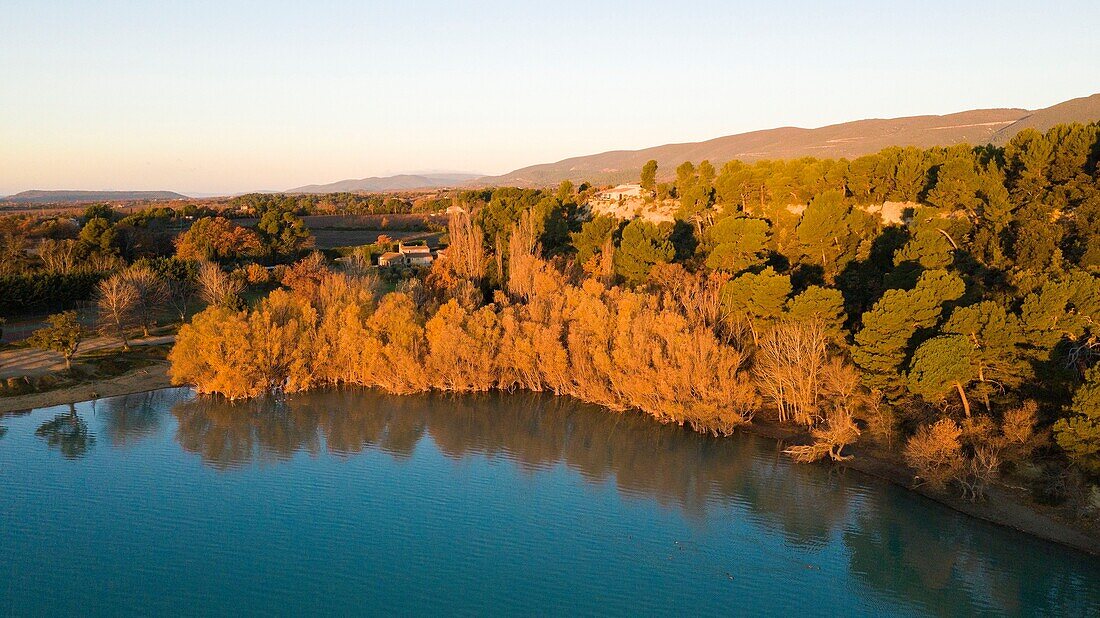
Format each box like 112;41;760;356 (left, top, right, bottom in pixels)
2;0;1098;195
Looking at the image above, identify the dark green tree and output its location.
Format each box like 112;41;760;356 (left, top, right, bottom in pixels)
796;190;872;282
613;220;674;286
908;334;977;417
1054;365;1100;474
257;209;314;259
852;269;966;393
704;216;770;272
27;311;87;371
942;301;1028;411
571;216;618;266
78;217;117;254
1004;128;1053;202
720;267;791;344
786;285;845;340
640;159;658;194
556;180;574;203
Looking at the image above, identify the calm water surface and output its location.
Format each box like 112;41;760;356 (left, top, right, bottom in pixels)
1;388;1098;616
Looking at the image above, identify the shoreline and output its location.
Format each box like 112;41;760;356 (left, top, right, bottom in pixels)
744;418;1100;557
3;370;1097;556
0;362;174;414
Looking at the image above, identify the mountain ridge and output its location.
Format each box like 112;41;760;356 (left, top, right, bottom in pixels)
477;94;1100;187
2;190;189;204
287;173;482;194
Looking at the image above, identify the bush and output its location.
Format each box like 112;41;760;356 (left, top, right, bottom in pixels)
904;419;965;490
5;377;29;395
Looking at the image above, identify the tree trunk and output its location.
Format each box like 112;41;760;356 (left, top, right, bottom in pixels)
978;366;991;412
954;381;971;418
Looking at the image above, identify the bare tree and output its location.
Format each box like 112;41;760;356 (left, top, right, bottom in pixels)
166;276;197;324
85;252;126;272
755;319;828;425
343;246;373;277
447;209;485;282
596;235;615;287
648;264;730;333
122;266;168;337
196;261;243;309
506;209;540;300
38;238;80;274
0;228;30;275
96;273;140;349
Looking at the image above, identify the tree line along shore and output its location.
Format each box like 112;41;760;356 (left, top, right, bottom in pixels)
4;122;1100;534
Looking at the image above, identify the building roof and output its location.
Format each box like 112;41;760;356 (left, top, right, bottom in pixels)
399;243;431;254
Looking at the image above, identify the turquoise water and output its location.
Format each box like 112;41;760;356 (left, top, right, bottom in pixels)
1;388;1098;616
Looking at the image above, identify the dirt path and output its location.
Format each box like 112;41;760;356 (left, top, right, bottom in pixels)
0;334;175;379
0;362;173;414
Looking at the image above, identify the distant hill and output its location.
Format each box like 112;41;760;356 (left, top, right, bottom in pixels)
288;173;482;194
481;93;1100;187
2;190;188;204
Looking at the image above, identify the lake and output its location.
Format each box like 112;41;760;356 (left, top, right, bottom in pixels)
2;388;1098;616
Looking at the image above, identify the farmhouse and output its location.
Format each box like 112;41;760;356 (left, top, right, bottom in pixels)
594;183;643;203
399;241;433;266
377;252;404;267
378;241;434;267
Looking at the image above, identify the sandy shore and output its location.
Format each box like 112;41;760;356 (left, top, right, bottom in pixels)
0;362;173;414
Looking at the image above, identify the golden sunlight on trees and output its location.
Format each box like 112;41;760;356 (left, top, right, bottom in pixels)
168;262;758;433
174;217;262;261
169;306;256;399
446;210;486;283
755;319;829;426
160;122;1100;505
904;418;966;490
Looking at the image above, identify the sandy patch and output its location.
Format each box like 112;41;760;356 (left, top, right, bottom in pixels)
0;362;173;414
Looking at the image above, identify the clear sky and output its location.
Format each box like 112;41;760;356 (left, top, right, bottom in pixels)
2;0;1098;196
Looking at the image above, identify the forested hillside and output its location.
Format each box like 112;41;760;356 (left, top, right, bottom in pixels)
171;122;1100;508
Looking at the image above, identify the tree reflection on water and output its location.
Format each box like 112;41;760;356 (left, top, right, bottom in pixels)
99;389;189;447
165;387;1099;616
35;404;94;459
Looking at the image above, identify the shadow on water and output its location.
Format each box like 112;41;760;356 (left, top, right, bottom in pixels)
163;387;1100;616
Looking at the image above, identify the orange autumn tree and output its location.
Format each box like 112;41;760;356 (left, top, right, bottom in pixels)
168;258;759;435
175;217;263;262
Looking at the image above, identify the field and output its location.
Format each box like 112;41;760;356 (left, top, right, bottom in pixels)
309;229;442;249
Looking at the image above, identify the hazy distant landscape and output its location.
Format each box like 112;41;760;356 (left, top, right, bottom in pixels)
3;190;189;204
7;93;1100;202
